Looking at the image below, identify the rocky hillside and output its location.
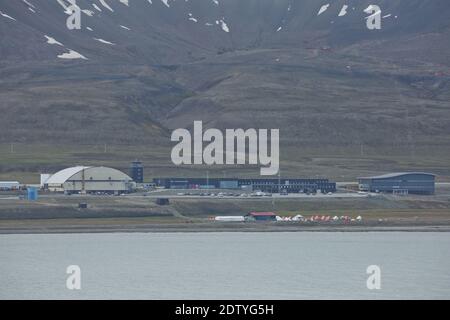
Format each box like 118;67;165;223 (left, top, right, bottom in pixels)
0;0;449;177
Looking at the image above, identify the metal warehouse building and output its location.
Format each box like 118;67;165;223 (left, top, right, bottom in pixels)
44;166;135;194
358;172;435;195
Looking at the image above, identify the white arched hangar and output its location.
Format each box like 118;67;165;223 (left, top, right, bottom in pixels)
44;166;135;194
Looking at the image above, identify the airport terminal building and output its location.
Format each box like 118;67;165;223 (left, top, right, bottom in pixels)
153;178;336;193
358;172;435;195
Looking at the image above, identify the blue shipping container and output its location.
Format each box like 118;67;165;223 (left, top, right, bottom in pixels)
27;187;38;201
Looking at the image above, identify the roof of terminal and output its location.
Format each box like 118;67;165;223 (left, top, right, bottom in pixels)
358;172;436;180
248;212;277;216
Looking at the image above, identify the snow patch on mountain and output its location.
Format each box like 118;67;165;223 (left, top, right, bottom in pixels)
22;0;35;9
94;38;115;45
45;35;64;46
216;19;229;33
317;4;330;16
58;49;88;60
338;5;348;17
93;3;102;12
99;0;114;12
0;10;16;21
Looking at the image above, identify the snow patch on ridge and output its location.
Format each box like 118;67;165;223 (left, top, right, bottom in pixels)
58;49;87;60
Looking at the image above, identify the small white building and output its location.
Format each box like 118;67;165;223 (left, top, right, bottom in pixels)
44;166;135;194
214;216;245;222
0;181;20;190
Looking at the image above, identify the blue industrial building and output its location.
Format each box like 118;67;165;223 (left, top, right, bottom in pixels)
358;172;435;195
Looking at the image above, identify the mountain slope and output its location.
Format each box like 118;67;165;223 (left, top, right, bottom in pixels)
0;0;449;178
1;0;449;63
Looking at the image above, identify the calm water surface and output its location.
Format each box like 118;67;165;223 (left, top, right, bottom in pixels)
1;232;449;299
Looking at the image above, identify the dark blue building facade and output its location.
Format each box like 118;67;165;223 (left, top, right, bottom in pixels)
358;172;435;195
153;177;336;193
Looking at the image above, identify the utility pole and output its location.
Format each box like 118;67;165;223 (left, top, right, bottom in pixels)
81;168;86;194
278;169;281;195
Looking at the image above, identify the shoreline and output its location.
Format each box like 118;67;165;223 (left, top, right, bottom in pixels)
1;192;449;235
1;222;450;235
